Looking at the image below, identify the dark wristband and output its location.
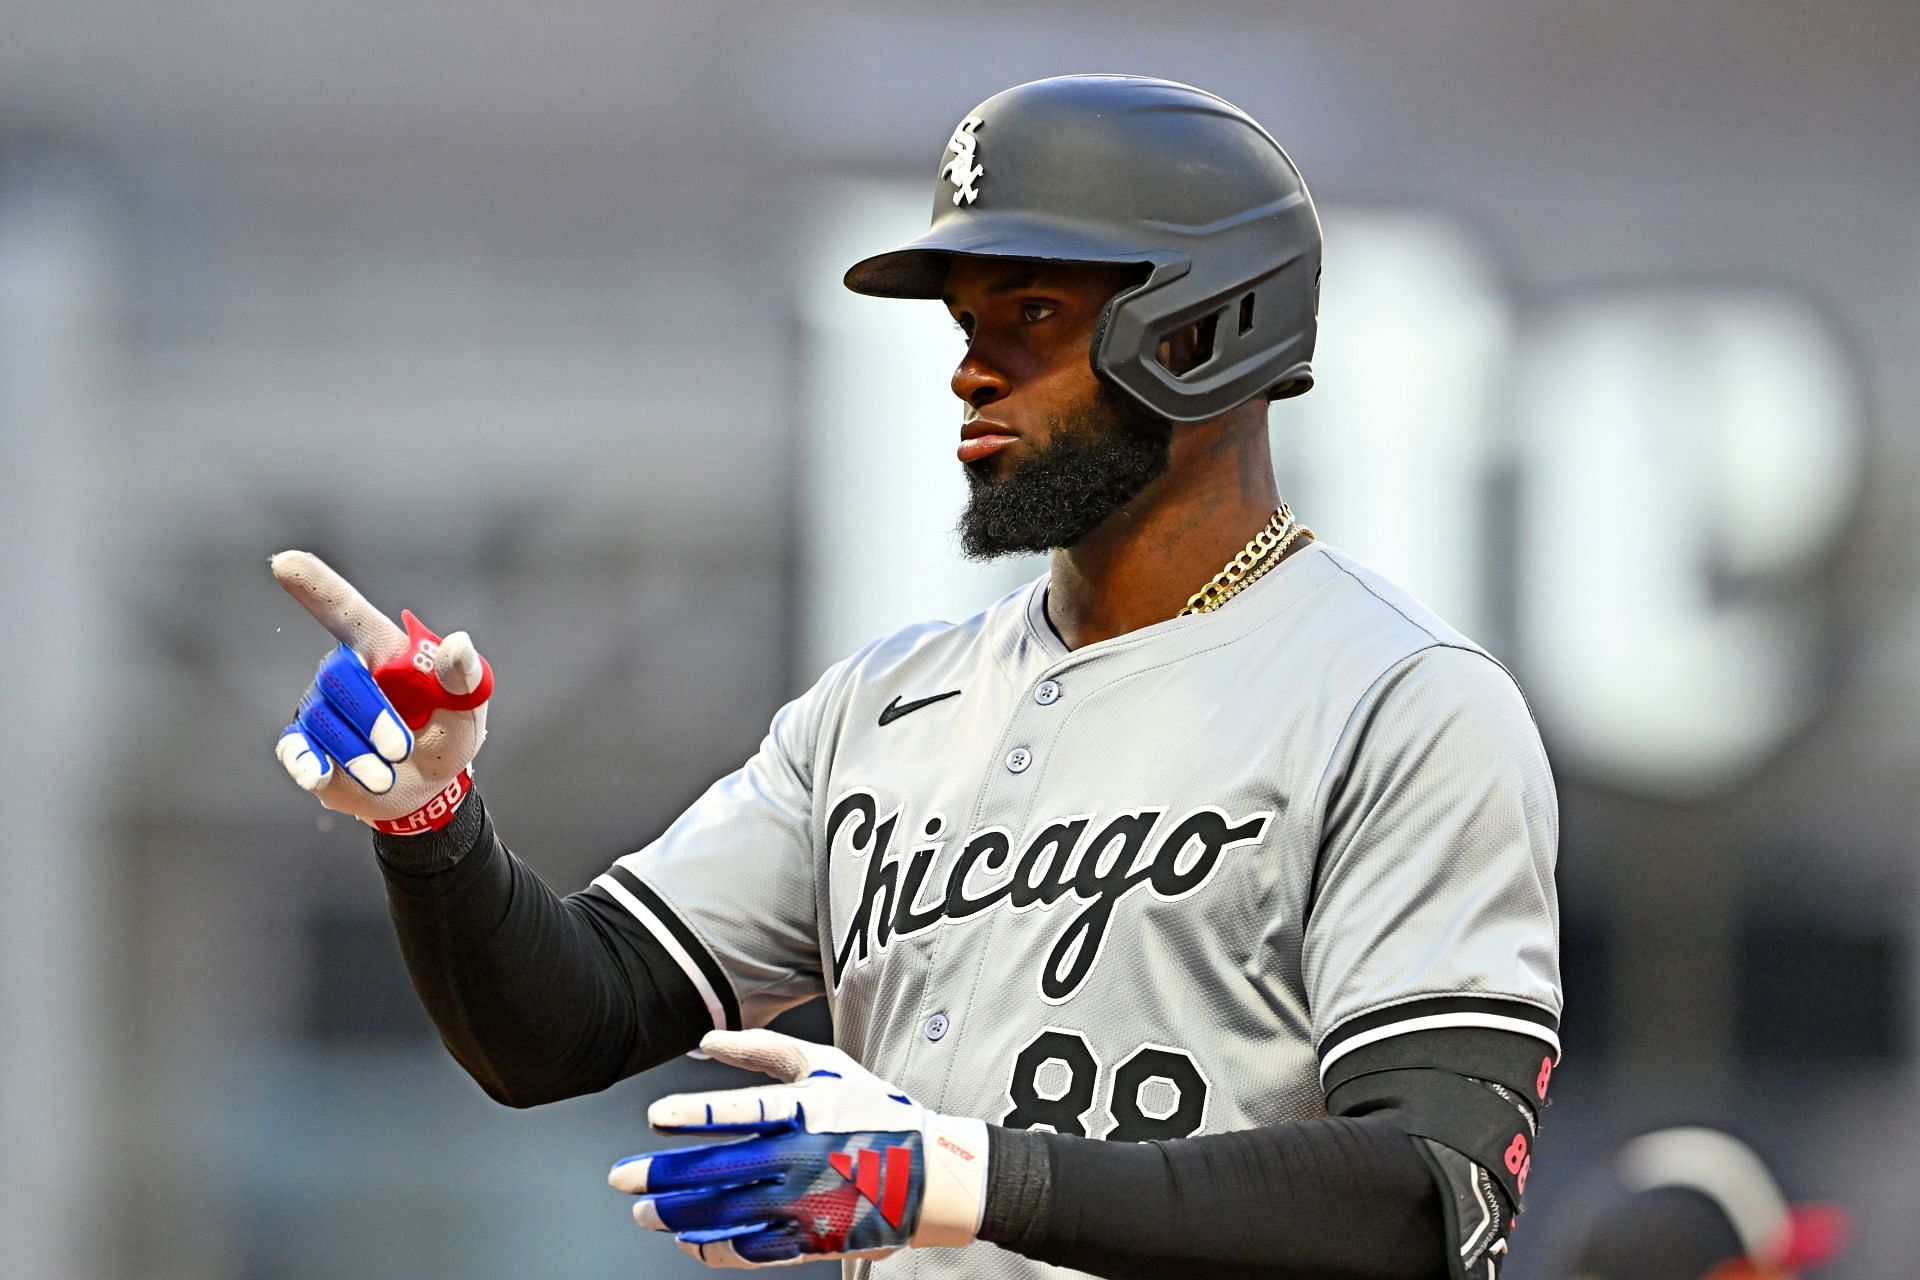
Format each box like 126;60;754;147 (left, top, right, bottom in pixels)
373;790;489;876
979;1125;1053;1256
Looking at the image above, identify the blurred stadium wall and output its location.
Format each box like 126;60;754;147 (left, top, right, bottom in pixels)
2;3;1917;1278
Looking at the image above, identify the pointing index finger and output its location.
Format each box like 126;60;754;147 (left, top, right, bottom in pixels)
271;550;407;662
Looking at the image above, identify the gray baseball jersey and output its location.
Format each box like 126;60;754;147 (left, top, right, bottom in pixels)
585;539;1560;1279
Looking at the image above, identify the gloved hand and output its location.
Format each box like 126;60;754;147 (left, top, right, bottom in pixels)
611;1029;989;1269
271;550;493;835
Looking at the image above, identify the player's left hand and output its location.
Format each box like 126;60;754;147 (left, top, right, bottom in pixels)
610;1029;989;1269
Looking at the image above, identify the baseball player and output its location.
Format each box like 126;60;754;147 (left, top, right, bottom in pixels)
273;75;1560;1280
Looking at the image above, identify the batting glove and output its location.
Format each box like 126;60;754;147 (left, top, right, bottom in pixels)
610;1030;989;1269
271;550;493;835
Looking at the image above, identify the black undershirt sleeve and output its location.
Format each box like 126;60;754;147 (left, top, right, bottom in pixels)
976;1026;1555;1280
375;793;711;1108
979;1116;1447;1280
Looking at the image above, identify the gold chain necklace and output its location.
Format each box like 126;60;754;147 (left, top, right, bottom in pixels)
1178;505;1313;616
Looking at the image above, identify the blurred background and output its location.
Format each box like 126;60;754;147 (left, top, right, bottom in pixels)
2;2;1916;1277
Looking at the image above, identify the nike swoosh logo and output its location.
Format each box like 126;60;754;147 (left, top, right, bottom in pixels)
878;689;962;726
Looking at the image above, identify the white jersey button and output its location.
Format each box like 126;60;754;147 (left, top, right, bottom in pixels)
924;1012;950;1041
1033;680;1062;705
1005;747;1033;774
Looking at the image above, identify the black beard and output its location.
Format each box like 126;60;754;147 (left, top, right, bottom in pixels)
958;386;1173;560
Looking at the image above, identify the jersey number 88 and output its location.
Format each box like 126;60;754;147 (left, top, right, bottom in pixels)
1003;1028;1209;1141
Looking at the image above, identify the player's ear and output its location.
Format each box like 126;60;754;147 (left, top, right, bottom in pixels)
1155;318;1217;376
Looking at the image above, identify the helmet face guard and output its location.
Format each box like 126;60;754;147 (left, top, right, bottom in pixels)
845;75;1322;423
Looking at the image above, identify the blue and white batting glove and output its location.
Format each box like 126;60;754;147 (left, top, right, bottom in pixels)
271;550;493;835
610;1030;989;1269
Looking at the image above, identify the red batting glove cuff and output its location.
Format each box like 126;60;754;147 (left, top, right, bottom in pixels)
371;767;476;836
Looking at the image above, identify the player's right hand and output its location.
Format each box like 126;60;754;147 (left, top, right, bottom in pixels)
610;1030;988;1268
271;550;494;836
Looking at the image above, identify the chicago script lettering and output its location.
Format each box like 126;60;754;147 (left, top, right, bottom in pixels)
826;790;1272;1002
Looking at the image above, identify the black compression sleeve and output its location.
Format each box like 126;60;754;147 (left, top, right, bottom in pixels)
376;794;711;1107
979;1116;1445;1280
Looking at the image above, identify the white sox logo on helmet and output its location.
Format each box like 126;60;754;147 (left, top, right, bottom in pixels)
941;115;985;206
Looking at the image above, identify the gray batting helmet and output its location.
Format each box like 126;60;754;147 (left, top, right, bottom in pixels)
844;74;1322;423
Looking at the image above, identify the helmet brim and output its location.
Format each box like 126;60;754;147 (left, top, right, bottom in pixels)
843;212;1169;299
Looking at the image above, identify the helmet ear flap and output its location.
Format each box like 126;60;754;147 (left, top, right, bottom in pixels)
1094;249;1318;421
